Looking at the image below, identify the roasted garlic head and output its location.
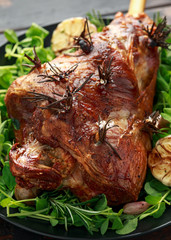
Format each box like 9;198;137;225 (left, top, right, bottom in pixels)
51;17;97;56
148;135;171;186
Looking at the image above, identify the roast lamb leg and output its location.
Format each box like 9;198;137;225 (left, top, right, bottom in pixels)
5;12;159;205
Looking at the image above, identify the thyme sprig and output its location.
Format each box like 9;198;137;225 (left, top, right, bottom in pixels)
143;16;171;49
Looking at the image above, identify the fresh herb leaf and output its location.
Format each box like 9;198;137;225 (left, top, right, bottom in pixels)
166;192;171;201
2;162;16;190
86;10;105;32
145;195;162;205
140;189;171;220
4;29;18;43
5;44;13;55
0;197;11;207
153;202;166;218
161;112;171;123
111;216;123;230
26;23;49;39
144;182;161;196
50;217;59;227
150;179;169;192
36;198;48;211
116;218;138;235
94;194;107;211
0;71;13;89
100;218;109;235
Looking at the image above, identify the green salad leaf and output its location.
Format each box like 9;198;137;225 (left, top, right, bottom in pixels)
25;23;49;39
4;29;19;44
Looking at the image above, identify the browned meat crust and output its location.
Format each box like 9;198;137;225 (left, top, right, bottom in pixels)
5;12;159;205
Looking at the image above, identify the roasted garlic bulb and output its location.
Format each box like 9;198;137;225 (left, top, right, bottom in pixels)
148;135;171;186
51;17;97;56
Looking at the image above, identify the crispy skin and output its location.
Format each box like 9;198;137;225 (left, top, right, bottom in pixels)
5;12;159;205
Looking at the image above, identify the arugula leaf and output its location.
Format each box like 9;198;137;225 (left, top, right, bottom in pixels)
161;111;171;123
0;115;13;165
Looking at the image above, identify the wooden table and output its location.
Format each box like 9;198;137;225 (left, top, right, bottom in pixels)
0;0;171;239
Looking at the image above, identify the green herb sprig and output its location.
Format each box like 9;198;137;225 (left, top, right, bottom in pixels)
152;29;171;144
0;114;13;167
115;172;171;235
0;183;124;235
0;170;170;235
86;10;106;32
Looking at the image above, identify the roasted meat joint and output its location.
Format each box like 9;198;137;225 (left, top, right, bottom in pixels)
5;12;161;205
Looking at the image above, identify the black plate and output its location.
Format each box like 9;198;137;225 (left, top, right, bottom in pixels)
0;22;171;239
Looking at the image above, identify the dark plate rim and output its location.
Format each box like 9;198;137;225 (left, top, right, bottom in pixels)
0;21;171;239
0;210;171;240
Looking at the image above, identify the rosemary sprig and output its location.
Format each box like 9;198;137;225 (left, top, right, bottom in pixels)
25;73;93;113
23;46;42;71
24;91;56;103
86;10;105;32
98;56;114;85
38;62;79;83
95;117;121;159
143;16;171;49
0;186;120;235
